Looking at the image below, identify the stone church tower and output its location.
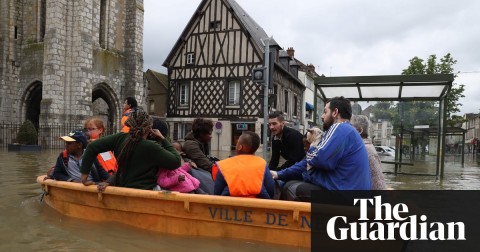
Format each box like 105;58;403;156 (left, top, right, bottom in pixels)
0;0;144;136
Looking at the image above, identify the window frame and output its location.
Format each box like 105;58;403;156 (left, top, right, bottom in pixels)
179;123;192;140
179;82;190;106
186;52;195;65
209;21;221;30
148;99;155;114
227;80;241;106
293;95;298;117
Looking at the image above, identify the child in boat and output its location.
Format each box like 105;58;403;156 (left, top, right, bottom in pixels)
53;130;110;183
156;142;200;193
212;131;274;199
172;140;215;195
84;117;118;175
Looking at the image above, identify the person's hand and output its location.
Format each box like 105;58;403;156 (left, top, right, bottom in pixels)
97;182;109;192
178;174;186;182
82;180;95;186
270;171;278;180
150;129;165;141
188;160;197;168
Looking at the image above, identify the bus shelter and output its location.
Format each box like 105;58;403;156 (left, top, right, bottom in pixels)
314;74;454;179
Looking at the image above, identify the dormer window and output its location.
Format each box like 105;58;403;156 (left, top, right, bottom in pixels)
209;21;221;30
186;53;195;65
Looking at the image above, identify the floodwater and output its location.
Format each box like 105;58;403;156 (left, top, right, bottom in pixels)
1;149;479;251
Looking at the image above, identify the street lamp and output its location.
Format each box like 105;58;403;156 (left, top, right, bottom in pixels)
252;68;266;83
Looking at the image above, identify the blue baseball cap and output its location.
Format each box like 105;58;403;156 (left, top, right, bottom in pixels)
60;130;88;148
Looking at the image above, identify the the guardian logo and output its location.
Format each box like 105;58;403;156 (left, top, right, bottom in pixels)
326;196;466;241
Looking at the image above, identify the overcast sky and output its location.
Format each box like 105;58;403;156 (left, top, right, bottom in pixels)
143;0;480;115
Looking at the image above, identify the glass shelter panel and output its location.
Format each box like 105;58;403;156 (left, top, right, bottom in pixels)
402;85;446;98
361;86;400;99
321;87;359;99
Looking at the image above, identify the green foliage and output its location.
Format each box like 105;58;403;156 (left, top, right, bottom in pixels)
17;120;38;145
401;53;465;127
391;101;438;133
371;102;394;121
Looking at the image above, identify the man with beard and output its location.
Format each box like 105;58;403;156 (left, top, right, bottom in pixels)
271;96;371;201
268;111;305;171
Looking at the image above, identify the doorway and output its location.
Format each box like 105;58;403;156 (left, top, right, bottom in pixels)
231;122;255;150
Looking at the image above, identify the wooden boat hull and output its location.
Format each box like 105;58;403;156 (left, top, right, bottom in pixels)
37;176;407;250
37;175;311;248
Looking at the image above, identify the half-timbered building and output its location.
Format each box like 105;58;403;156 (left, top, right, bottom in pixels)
163;0;305;151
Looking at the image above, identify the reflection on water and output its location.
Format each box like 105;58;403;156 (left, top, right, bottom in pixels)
1;149;479;251
380;154;480;190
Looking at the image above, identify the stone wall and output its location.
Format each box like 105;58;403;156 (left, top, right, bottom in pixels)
0;0;144;147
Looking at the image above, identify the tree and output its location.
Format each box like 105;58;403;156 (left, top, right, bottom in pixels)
371;101;394;122
401;53;465;127
16;120;38;145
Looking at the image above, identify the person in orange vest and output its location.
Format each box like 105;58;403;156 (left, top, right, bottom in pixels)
84;117;118;175
121;97;138;133
212;131;274;199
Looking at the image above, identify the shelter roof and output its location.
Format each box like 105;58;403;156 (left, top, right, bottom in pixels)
314;74;454;102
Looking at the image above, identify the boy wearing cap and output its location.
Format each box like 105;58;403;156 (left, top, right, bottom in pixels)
52;130;110;183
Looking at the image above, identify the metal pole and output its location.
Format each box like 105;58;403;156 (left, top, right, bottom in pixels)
462;131;465;167
262;38;270;159
313;85;317;125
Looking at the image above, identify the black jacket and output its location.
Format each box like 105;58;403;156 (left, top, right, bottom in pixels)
269;126;305;171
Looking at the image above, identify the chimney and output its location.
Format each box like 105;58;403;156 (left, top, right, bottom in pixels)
286;47;295;58
307;64;315;73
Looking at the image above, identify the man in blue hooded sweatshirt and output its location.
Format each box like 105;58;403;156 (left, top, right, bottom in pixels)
271;96;371;201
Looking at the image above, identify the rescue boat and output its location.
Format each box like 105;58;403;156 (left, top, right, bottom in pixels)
37;175;406;250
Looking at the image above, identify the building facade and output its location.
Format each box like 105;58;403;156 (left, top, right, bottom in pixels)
296;58;321;130
462;113;480;152
0;0;144;146
163;0;305;151
144;69;168;117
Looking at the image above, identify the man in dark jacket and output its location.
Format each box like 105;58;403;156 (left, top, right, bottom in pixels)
53;130;110;183
182;118;214;172
268;111;305;171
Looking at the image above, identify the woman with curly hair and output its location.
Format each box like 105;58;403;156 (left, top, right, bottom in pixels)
80;109;181;190
182;118;214;172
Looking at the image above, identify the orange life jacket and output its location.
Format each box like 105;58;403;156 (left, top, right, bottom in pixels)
97;151;118;175
213;155;265;198
121;108;134;133
120;115;129;133
56;149;117;175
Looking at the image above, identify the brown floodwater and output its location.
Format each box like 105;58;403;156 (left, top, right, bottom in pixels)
1;149;479;251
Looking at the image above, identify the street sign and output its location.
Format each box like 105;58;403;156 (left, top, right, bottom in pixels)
215;122;222;134
236;123;248;130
